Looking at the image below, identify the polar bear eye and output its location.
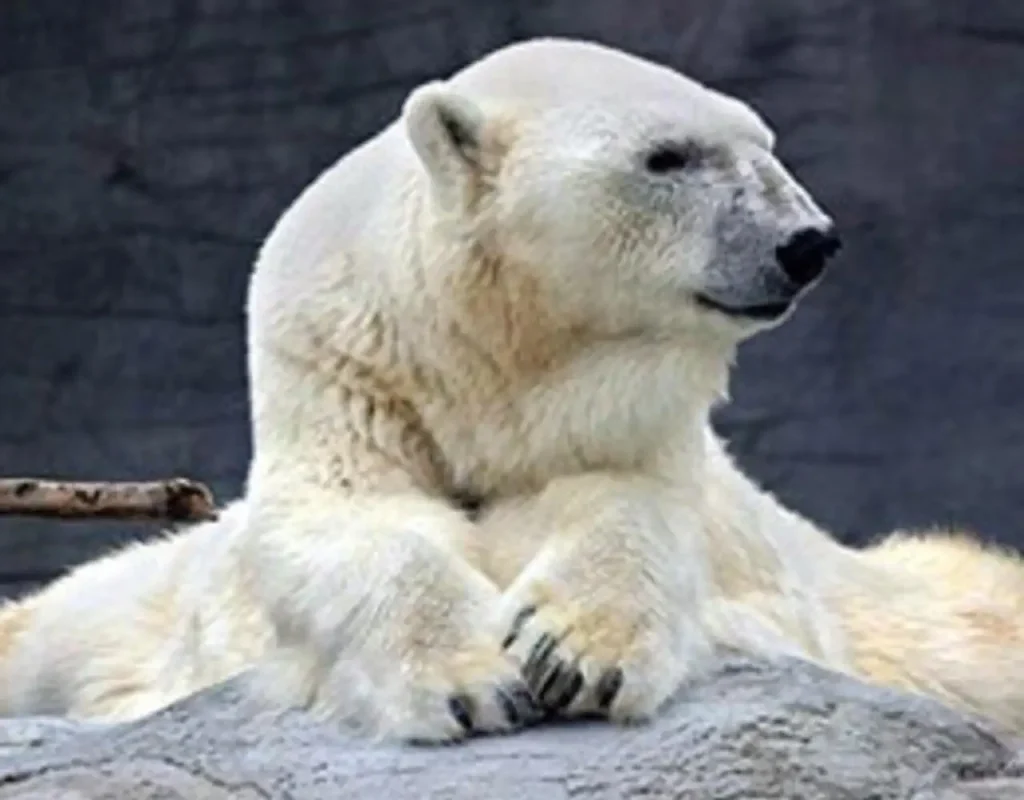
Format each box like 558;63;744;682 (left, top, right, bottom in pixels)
644;143;695;175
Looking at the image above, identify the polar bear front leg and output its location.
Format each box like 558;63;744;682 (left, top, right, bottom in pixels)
491;474;718;724
243;490;540;744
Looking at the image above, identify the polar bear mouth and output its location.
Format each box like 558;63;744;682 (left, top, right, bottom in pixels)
694;293;793;322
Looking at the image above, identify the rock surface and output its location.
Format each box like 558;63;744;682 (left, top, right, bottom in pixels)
2;657;1022;799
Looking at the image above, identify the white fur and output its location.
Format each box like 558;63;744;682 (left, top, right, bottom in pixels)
3;38;1023;743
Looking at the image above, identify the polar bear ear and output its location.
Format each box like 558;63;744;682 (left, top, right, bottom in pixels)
402;82;490;210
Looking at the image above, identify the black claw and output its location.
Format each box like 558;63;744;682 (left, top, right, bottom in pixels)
536;661;562;699
595;667;624;711
502;605;537;649
523;657;552;690
495;686;521;726
511;684;543;721
496;681;540;726
525;633;559;677
538;662;583;711
448;694;475;732
552;669;585;710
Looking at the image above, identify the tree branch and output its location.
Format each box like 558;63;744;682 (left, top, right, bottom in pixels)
0;478;218;522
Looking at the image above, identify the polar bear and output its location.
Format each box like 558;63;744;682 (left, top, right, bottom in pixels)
2;37;1023;744
237;36;844;740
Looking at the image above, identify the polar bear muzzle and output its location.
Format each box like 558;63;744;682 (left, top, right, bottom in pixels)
696;224;842;322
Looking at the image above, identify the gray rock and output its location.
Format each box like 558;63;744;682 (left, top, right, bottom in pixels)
2;657;1023;799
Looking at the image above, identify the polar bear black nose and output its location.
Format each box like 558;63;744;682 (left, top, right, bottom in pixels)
775;227;842;287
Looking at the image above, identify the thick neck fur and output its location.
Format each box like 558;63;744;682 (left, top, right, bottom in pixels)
395;208;735;498
250;160;733;501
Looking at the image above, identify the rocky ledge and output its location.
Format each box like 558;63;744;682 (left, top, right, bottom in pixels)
2;656;1023;799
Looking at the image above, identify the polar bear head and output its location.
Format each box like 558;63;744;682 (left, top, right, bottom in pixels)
401;38;840;345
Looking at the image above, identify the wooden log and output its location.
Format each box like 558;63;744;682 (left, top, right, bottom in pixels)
0;478;218;523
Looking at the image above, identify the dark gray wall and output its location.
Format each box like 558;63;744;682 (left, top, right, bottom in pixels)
2;0;1023;596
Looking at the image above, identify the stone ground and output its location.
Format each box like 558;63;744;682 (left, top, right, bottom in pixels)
2;657;1023;799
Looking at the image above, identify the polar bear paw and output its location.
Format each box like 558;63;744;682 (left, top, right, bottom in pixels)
265;633;544;745
375;641;543;744
496;585;687;724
